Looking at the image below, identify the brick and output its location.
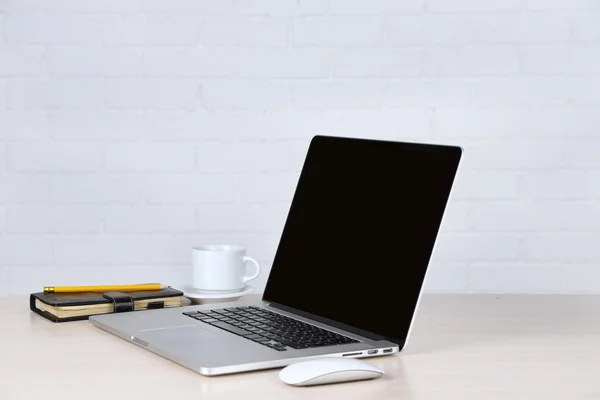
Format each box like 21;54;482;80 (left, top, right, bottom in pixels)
383;79;470;108
142;111;211;140
252;110;338;140
44;0;142;13
423;263;470;293
0;145;5;172
432;108;573;138
571;15;600;41
293;17;382;46
333;48;423;77
142;0;233;14
471;14;570;43
335;109;430;141
470;201;566;232
463;139;565;170
105;205;196;233
0;268;6;296
566;201;600;232
331;0;423;14
143;110;338;141
233;49;328;78
48;47;141;77
469;264;566;293
387;15;472;45
144;175;239;204
143;48;328;78
53;236;146;265
0;237;52;265
196;141;307;173
7;205;103;233
292;82;382;110
52;174;142;203
49;145;107;173
7;80;103;110
525;0;600;10
144;234;214;263
427;46;519;76
572;79;600;106
0;111;48;141
102;16;201;45
428;0;522;12
452;171;520;200
201;80;289;110
565;139;600;168
48;110;143;141
518;108;570;137
3;15;104;45
0;47;45;77
471;78;577;107
144;233;276;264
235;0;326;16
563;265;600;293
0;81;5;109
104;79;199;110
521;45;600;75
202;18;287;47
0;174;54;203
567;109;600;137
520;171;600;199
106;143;195;172
0;0;42;12
144;233;280;265
196;204;289;233
433;233;522;262
142;48;222;78
8;143;103;172
241;173;299;203
521;233;600;262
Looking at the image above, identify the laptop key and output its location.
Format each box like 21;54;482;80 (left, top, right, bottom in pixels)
209;322;253;336
196;317;218;323
182;311;200;316
273;338;300;349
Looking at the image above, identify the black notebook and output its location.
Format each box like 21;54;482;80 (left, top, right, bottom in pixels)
30;288;184;323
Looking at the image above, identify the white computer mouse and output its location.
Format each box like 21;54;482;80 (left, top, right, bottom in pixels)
279;357;384;387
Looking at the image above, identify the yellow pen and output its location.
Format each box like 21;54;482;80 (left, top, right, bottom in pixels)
43;283;168;293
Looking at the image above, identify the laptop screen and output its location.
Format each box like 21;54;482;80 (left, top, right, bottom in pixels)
263;136;462;347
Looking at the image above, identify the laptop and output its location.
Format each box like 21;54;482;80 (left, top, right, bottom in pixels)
90;135;462;376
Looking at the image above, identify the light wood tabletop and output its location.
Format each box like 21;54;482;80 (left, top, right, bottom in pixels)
1;294;599;400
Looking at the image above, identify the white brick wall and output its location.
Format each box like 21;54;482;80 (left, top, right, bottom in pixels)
1;0;600;296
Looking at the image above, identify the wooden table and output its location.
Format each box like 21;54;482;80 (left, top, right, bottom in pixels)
1;294;599;400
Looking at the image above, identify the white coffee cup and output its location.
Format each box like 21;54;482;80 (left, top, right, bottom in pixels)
191;245;261;292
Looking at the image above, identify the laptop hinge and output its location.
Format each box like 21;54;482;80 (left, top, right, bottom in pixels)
265;301;401;345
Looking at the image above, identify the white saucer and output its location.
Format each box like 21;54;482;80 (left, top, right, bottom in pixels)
178;285;255;304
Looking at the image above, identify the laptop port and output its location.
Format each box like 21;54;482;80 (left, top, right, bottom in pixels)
342;352;362;357
383;348;393;354
367;350;378;355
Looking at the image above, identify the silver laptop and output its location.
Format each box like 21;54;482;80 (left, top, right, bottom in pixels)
90;135;462;376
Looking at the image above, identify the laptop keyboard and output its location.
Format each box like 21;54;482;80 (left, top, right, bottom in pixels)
183;306;359;352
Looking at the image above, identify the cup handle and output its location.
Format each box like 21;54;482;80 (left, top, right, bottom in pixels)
242;256;261;283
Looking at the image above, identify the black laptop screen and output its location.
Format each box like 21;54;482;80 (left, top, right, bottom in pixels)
263;136;462;347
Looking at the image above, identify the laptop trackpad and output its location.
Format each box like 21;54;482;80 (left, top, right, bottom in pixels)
138;325;219;341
